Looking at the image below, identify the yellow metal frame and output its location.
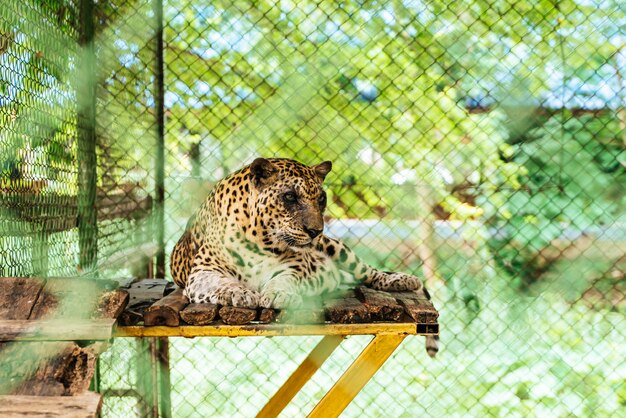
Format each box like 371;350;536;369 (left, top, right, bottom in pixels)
115;323;435;417
115;322;422;338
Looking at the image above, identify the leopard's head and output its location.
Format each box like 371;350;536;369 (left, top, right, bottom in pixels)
247;158;331;250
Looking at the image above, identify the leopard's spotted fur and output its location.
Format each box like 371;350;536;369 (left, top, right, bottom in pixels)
171;158;438;356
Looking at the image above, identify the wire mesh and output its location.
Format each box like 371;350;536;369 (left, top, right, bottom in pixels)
0;0;80;277
1;0;626;417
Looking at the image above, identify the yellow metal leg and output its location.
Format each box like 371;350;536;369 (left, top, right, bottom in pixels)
307;334;406;418
257;335;344;418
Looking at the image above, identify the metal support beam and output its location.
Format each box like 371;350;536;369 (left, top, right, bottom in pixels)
257;335;344;418
308;334;406;418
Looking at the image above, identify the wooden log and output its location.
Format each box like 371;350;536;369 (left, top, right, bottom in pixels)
218;306;256;325
394;292;439;324
257;308;276;324
143;289;188;327
163;281;177;296
2;342;96;396
0;319;116;342
93;289;129;319
118;309;144;326
60;344;98;395
324;298;370;324
0;341;67;395
0;392;102;417
356;287;404;322
0;277;45;320
118;297;156;326
180;303;218;325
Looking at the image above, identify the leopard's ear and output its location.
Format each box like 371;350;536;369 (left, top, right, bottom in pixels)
313;161;332;180
250;158;277;187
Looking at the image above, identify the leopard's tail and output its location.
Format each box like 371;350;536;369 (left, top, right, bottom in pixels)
426;335;439;358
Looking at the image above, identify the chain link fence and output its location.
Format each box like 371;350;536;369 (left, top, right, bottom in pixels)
2;0;626;416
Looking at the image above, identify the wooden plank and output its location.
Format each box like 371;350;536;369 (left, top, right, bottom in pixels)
115;322;423;338
180;303;218;325
144;289;188;327
218;306;256;325
257;336;343;418
0;194;76;229
394;292;439;324
0;392;102;417
307;334;406;418
29;278;114;320
0;319;116;341
93;289;129;319
0;277;45;320
324;298;370;324
96;195;152;221
0;190;151;236
356;287;403;322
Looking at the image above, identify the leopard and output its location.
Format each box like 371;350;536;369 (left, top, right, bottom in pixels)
171;157;438;356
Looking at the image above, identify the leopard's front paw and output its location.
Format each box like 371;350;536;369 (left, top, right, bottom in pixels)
259;289;302;309
370;271;422;292
201;284;260;308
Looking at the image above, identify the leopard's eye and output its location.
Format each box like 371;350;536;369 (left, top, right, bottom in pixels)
283;192;297;204
318;192;327;206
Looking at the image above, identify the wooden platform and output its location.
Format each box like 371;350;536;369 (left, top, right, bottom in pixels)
116;279;439;338
0;188;151;236
0;392;102;418
115;279;439;417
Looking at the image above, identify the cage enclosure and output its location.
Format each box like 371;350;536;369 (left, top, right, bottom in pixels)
1;0;625;417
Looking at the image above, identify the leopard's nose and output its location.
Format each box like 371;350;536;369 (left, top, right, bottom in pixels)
304;227;322;239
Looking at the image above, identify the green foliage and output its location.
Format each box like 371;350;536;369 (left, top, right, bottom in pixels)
160;0;544;221
0;1;79;188
489;113;626;289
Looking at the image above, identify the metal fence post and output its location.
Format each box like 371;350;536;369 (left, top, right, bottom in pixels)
158;337;172;418
77;0;97;272
153;0;172;416
136;338;160;418
153;0;166;279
